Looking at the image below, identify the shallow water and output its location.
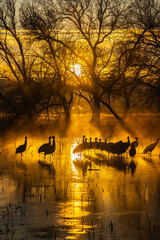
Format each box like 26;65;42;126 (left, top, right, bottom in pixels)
0;129;160;240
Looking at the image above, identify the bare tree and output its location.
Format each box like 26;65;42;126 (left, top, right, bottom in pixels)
0;0;43;120
20;0;74;123
99;0;160;116
56;0;128;124
0;0;73;125
127;0;160;112
20;0;128;125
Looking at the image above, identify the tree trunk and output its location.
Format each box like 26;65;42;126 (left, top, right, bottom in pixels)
100;99;122;121
62;97;71;125
91;95;101;125
124;98;130;115
100;99;134;135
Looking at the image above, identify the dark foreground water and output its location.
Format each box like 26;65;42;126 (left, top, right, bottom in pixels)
0;118;160;240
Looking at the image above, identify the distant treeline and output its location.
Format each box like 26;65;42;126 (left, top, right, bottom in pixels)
0;0;160;126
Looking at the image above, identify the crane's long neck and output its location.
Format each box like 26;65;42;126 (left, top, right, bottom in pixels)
52;138;55;146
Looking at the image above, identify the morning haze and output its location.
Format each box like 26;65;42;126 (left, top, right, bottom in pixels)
0;0;160;239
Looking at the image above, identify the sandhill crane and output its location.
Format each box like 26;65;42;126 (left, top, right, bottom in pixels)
100;139;108;151
105;142;114;152
123;136;130;149
131;137;139;148
109;136;130;156
143;138;159;154
129;144;136;158
16;136;27;157
38;136;52;154
38;136;55;157
49;136;56;155
92;137;98;149
73;135;88;153
73;143;86;153
82;135;85;143
89;137;92;148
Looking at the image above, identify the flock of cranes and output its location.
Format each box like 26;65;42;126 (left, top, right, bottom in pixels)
15;134;159;159
16;136;56;158
73;135;135;156
73;135;159;157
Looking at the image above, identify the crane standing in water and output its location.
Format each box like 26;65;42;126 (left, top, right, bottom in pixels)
143;138;159;154
16;136;27;157
109;136;130;156
129;144;136;158
49;136;56;155
72;135;88;153
38;136;56;158
131;137;139;148
38;136;52;154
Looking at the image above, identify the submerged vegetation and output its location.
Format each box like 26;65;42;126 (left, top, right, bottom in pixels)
0;0;160;132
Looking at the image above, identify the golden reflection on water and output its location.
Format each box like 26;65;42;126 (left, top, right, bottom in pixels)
0;130;160;239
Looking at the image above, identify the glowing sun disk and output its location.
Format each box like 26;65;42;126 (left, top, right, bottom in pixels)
71;64;81;76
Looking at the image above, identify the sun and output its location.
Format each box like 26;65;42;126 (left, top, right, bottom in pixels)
71;64;81;76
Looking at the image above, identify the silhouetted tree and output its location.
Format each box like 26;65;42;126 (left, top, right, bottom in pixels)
0;0;43;120
127;0;160;112
57;0;128;124
20;0;73;124
0;0;73;126
20;0;128;125
107;36;150;115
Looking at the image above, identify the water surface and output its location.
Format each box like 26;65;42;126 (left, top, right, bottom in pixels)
0;125;160;240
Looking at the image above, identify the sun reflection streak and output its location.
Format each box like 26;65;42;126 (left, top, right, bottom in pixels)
71;142;84;175
57;181;92;238
71;143;80;161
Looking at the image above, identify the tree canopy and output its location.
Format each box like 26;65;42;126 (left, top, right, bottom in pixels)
0;0;159;129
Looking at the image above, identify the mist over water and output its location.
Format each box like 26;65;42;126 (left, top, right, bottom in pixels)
0;114;160;240
0;0;160;237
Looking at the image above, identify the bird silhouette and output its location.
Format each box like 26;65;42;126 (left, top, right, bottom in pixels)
143;138;159;154
131;137;139;148
38;136;52;154
16;136;27;157
73;135;88;153
129;144;136;158
105;142;114;152
82;135;85;143
123;136;130;149
38;136;55;157
48;136;56;155
100;139;110;151
109;136;130;156
89;137;92;148
92;137;98;149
